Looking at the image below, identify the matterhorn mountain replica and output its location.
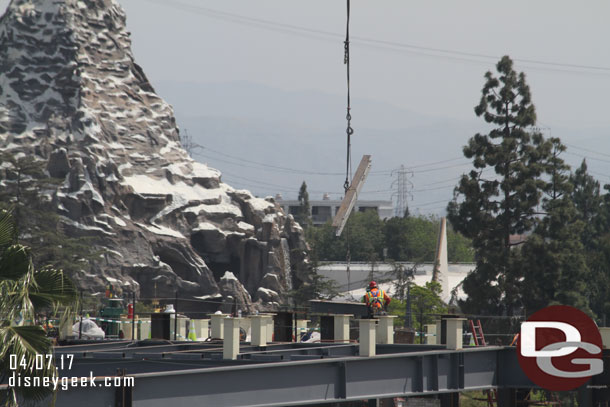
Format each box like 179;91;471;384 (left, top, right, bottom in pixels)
0;0;311;312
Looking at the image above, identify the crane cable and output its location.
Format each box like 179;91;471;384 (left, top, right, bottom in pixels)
344;0;353;192
343;0;353;296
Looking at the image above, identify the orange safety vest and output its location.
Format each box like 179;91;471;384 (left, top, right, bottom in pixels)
366;288;386;309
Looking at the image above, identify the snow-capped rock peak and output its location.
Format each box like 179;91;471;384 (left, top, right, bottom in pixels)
0;0;311;313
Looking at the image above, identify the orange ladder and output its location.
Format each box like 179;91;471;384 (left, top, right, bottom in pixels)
469;319;497;406
469;319;487;346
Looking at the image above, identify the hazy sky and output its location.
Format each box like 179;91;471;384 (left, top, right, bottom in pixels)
118;0;610;127
3;0;610;214
118;0;610;214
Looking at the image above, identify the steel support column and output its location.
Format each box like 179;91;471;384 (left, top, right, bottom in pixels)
439;392;459;407
496;388;516;407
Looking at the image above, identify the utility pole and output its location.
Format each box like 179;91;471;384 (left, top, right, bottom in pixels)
391;165;411;217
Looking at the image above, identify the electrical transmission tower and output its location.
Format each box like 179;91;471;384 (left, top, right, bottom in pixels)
180;129;194;157
391;165;412;217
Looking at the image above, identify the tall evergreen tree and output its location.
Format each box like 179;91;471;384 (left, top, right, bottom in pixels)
0;154;95;278
383;217;409;261
570;159;602;249
289;231;338;307
520;139;590;314
447;56;550;316
295;181;311;229
571;161;610;321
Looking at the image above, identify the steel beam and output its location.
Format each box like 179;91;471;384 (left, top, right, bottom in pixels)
21;346;607;407
53;346;527;407
309;300;369;318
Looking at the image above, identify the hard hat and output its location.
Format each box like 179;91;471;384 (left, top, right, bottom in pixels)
369;281;377;289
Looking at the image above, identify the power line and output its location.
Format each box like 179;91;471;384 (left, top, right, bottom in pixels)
413;175;464;187
141;0;610;76
412;183;457;193
411;198;451;207
564;143;610;160
222;170;391;196
587;170;610;180
210;146;345;175
351;37;610;73
564;151;610;165
221;170;337;194
411;162;472;174
193;144;469;176
413;204;450;212
406;156;466;169
220;170;306;192
180;129;194;157
194;146;346;175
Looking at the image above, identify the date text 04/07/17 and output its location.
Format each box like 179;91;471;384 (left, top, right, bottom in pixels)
10;354;73;371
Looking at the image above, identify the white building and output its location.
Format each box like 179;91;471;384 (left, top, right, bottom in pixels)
276;194;393;226
317;262;473;302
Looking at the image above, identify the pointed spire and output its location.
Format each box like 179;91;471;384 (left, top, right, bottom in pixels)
432;217;450;302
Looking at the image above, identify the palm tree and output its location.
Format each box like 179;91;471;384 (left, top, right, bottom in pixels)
0;209;78;405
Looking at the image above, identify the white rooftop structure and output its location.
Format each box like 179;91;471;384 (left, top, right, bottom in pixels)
317;262;474;303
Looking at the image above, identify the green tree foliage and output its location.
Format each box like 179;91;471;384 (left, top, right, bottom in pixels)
0;154;59;235
585;226;610;321
290;228;338;307
447;56;551;316
520;139;591;314
0;154;95;278
308;213;473;263
309;211;385;262
0;210;78;405
387;261;416;302
383;217;409;260
578;165;610;320
571;160;602;250
294;181;311;229
384;216;436;261
289;271;339;307
387;281;447;341
447;228;474;263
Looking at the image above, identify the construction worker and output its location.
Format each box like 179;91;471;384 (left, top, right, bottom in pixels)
363;281;391;317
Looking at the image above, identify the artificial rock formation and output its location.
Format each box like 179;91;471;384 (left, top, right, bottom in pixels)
0;0;311;312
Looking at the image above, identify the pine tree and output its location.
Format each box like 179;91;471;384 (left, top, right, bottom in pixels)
296;181;311;229
383;217;409;261
520;139;590;314
570;160;610;321
0;154;95;278
289;230;338;307
570;159;602;249
447;56;550;316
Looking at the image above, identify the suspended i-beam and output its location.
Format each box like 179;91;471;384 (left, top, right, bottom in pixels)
332;155;372;236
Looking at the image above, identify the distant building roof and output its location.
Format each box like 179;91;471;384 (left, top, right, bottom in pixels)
509;234;528;245
277;197;394;224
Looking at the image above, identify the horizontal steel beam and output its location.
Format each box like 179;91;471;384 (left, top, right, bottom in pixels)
309;299;369;318
54;346;537;407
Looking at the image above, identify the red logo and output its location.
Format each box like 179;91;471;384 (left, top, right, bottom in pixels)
517;305;603;391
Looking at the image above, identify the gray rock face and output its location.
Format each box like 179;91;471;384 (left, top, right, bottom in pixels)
218;271;253;314
0;0;311;311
